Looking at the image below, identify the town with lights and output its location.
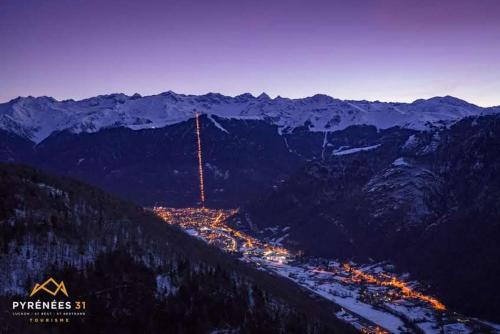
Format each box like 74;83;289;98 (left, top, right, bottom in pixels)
152;206;497;334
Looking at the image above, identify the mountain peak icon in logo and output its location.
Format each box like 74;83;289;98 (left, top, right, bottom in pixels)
29;278;69;297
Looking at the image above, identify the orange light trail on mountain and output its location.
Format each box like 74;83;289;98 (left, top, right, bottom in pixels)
195;112;206;207
342;264;446;311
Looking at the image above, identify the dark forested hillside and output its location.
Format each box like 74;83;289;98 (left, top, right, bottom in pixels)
0;116;416;209
245;114;500;322
0;163;355;334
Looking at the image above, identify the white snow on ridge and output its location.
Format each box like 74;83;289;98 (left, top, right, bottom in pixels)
392;157;410;166
333;144;381;156
0;92;491;143
207;114;229;133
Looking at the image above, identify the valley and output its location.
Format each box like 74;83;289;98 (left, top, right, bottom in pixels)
152;207;500;334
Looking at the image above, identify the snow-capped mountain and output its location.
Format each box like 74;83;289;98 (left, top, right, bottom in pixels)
0;91;496;143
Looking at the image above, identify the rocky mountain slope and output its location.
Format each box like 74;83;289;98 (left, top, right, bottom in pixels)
243;113;500;322
0;115;419;208
0;163;355;334
0;116;307;207
0;93;498;208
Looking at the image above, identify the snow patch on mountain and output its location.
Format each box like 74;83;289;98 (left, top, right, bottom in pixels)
392;158;410;167
207;114;229;133
333;144;381;156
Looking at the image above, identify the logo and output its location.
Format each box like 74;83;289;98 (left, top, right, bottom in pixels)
29;277;69;297
11;276;87;324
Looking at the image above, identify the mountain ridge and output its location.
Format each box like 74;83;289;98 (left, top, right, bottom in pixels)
2;91;497;144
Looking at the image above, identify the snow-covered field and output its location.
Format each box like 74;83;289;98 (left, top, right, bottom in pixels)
242;257;499;334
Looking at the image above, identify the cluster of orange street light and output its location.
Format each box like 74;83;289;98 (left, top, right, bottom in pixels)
342;263;446;311
154;206;446;312
153;207;290;260
361;326;389;334
154;206;447;313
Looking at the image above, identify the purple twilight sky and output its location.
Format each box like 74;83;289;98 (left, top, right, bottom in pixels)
1;0;499;106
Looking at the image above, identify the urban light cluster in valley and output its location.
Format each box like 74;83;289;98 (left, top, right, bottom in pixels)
152;206;492;333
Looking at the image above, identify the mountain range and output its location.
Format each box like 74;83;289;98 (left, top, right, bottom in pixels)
1;92;498;144
1;91;500;325
1;92;498;208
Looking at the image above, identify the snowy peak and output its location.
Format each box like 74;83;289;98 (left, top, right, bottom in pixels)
408;96;482;117
257;93;271;100
0;92;492;143
413;95;476;107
